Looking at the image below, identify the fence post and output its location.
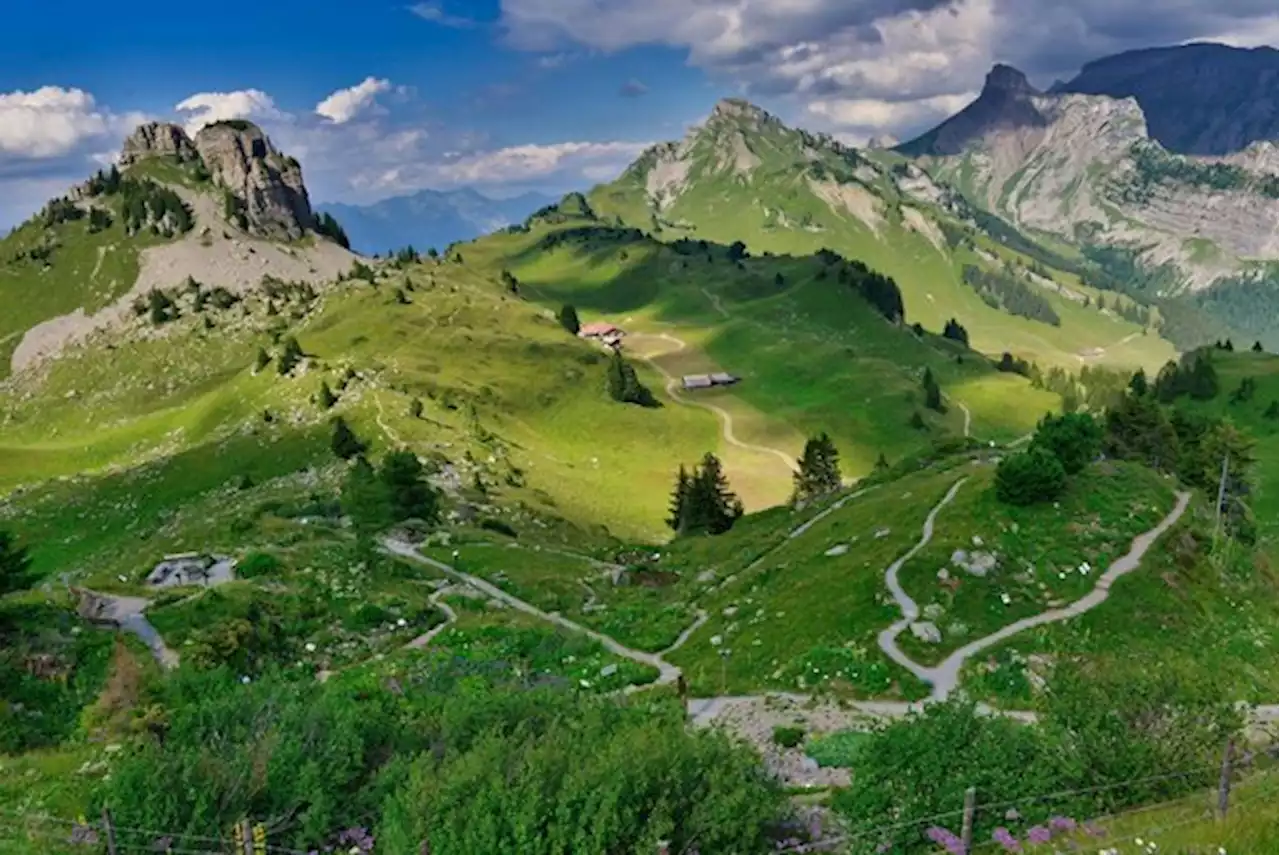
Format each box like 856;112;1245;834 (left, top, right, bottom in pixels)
960;786;976;853
1217;738;1235;818
242;819;255;855
101;808;118;855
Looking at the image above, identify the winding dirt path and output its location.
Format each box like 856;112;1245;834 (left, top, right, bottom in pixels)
635;332;797;473
404;587;459;649
76;590;181;670
877;481;1193;700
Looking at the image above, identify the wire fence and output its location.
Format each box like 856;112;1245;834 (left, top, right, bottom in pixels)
0;743;1273;855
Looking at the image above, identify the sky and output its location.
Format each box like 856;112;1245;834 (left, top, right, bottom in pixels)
1;0;1276;227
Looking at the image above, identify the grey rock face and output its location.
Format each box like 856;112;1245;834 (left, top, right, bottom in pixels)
119;122;199;165
193;121;314;240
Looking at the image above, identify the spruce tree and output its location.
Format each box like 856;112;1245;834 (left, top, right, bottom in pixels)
330;416;367;460
666;465;691;532
793;433;841;503
379;450;439;523
1252;341;1264;353
922;368;944;412
1128;369;1148;397
558;304;581;335
318;380;338;410
277;336;303;375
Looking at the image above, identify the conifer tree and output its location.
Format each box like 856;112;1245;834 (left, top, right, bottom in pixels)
558;304;581;335
667;454;742;536
318;380;338;410
277;336;303;375
793;433;841;503
409;398;424;419
666;465;691;533
330;416;367;460
922;368;944;412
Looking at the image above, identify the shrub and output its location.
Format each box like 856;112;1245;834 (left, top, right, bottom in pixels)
478;517;518;538
771;725;806;748
995;447;1067;505
237;552;282;579
1031;412;1102;475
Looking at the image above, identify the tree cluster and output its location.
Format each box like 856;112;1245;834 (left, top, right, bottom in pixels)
557;304;580;335
995;412;1102;506
312;211;350;248
961;265;1061;326
942;318;969;347
606;351;656;407
817;249;905;323
667;453;744;536
1153;352;1219;402
921;368;945;413
793;433;841;504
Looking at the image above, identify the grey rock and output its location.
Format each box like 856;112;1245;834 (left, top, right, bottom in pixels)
824;543;849;557
119;122;198;165
193;121;314;240
909;621;942;644
599;663;618;678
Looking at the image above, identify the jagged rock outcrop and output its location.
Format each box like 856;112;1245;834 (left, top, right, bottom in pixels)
119;122;199;165
1053;43;1279;156
898;63;1278;290
192;121;314;240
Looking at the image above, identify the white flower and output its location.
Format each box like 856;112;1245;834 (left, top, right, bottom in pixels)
710;635;723;646
396;617;407;627
1135;839;1144;846
241;676;251;684
1000;593;1012;605
304;642;317;653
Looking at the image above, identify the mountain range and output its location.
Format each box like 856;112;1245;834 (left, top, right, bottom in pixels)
318;188;557;256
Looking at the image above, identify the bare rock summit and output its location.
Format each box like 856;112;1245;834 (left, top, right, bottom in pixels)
192;121;314;240
120;121;199;165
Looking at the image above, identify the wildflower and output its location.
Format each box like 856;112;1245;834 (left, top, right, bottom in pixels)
1026;825;1052;845
305;642;317;653
1049;816;1078;834
992;826;1022;852
1135;839;1144;847
925;825;966;855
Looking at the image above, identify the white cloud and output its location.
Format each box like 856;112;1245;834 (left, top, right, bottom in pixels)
0;86;115;158
174;89;284;135
427;140;650;184
315;77;392;124
407;3;477;27
499;0;1279;138
807;92;977;142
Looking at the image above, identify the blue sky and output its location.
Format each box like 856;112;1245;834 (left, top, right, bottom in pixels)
1;0;1275;226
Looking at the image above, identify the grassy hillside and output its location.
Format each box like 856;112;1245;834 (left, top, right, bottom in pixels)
587;101;1178;372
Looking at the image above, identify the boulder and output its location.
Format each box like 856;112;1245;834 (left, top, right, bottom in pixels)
120;122;198;165
909;621;942;643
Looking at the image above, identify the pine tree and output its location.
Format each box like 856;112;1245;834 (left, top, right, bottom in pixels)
379;450;439;523
1128;369;1148;397
922;368;944;413
606;351;655;406
909;411;927;431
558;304;581;335
277;336;303;375
1252;341;1264;353
670;454;743;536
793;433;841;503
330;416;367;460
666;465;692;532
318;381;338;410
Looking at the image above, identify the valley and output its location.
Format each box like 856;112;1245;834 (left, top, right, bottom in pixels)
1;40;1277;855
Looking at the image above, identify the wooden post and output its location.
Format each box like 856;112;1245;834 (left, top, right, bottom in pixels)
242;819;255;855
1218;738;1235;818
101;808;118;855
960;787;977;854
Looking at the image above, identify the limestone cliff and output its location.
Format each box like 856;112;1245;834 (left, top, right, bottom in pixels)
192;121;313;240
120;122;199;165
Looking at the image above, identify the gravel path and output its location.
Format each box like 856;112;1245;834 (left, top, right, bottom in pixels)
76;590;181;670
877;480;1193;701
403;587;458;649
635;332;798;474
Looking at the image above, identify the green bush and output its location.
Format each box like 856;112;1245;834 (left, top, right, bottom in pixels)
344;602;391;633
771;725;806;748
1031;412;1103;474
995;447;1067;505
478;517;518;538
805;729;871;768
237;551;282;579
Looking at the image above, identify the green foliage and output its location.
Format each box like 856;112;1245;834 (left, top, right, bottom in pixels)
236;551;282;579
277;336;304;375
804;729;871;768
253;347;270;372
941;317;969;347
834;668;1239;853
667;453;744;536
1155;353;1220;402
771;725;806;748
342;456;392;542
117;178;192;235
379;450;439;524
1030;412;1102;475
317;380;338;410
605;350;656;407
1104;391;1181;472
145;288;176;325
1124;140;1273;200
793;432;841;503
313;211;350;249
961;265;1061;326
330;416;367;461
409;397;424;419
0;529;33;595
922;368;944;413
995;446;1067;505
557;303;581;335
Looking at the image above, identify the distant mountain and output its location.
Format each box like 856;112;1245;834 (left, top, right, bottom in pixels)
319;188;557;256
896;64;1047;157
1052;43;1279;156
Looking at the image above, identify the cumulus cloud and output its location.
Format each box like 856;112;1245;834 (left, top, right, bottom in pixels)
0;86;120;159
428;140;649;184
499;0;1279;138
174;89;285;135
315;77;393;124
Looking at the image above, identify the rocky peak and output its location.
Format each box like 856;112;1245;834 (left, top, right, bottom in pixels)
983;64;1037;97
119;122;198;165
191;120;314;240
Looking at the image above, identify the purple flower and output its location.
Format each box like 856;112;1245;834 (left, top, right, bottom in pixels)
925;825;967;855
992;827;1023;853
1048;816;1077;834
1083;822;1106;838
1025;825;1052;845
